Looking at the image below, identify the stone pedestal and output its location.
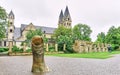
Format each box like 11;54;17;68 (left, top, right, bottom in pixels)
46;43;49;52
63;44;66;51
8;41;13;53
23;43;26;52
55;44;58;52
31;35;49;73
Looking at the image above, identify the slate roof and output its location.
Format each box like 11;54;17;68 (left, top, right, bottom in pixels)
64;6;72;21
14;27;21;40
21;24;56;34
13;24;56;41
59;10;64;22
8;10;15;19
35;26;56;34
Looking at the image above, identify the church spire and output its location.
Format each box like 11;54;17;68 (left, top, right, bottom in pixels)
58;6;72;28
64;6;72;21
58;10;64;25
8;10;15;19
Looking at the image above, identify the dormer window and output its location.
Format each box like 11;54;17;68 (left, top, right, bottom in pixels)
10;29;13;32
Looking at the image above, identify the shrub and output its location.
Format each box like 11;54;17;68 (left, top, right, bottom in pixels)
26;49;32;53
49;46;55;52
0;48;9;52
12;46;23;53
111;44;119;50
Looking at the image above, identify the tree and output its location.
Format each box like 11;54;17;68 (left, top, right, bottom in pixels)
105;26;120;50
53;26;74;53
73;23;92;41
105;26;119;44
26;28;43;46
0;6;7;40
53;26;72;38
95;32;106;43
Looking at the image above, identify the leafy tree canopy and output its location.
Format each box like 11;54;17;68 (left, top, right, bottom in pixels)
105;26;120;45
0;6;7;40
95;32;106;43
53;26;72;38
26;28;43;44
73;23;92;41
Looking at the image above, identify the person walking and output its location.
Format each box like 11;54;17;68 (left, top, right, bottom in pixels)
107;44;112;52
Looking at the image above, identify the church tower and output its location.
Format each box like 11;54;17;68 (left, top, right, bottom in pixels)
8;10;15;41
63;6;72;28
58;6;72;28
58;10;64;26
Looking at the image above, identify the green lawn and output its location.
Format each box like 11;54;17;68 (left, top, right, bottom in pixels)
46;51;120;59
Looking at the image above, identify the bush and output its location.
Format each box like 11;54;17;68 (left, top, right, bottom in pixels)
111;44;119;50
49;46;55;52
12;46;23;53
26;49;32;53
0;48;9;52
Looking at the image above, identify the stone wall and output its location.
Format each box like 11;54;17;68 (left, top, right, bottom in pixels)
73;40;108;53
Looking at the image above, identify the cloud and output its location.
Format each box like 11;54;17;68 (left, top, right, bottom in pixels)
0;0;120;41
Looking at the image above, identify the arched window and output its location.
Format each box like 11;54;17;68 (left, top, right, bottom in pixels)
10;29;13;32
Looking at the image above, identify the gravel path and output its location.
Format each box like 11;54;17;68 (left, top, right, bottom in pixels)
0;55;120;75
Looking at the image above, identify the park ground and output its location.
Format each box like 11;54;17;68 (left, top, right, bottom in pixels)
0;52;120;75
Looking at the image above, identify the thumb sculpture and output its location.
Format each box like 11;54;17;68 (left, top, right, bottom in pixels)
31;35;49;73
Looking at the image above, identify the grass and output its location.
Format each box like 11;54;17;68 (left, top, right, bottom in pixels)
46;51;120;59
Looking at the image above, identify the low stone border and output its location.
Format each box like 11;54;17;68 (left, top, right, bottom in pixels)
8;51;64;56
8;52;32;56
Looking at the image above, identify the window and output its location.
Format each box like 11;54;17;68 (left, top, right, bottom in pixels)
10;29;12;32
0;41;2;46
4;41;6;46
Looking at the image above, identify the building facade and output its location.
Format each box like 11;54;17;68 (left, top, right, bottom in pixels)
0;6;72;48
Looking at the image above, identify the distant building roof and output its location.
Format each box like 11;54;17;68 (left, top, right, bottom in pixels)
21;24;56;34
13;24;56;41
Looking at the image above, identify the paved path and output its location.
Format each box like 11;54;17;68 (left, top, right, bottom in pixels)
0;55;120;75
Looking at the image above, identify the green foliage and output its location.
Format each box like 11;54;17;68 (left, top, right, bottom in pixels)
49;46;55;52
43;37;48;43
73;23;92;41
105;26;120;45
0;47;8;52
0;6;7;40
26;28;43;41
111;44;119;51
95;32;106;43
105;26;120;50
12;46;23;53
53;26;74;53
26;49;32;53
53;26;72;38
26;28;43;46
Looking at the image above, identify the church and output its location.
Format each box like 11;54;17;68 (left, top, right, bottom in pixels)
0;6;72;48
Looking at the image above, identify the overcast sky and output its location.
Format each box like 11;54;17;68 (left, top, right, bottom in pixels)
0;0;120;41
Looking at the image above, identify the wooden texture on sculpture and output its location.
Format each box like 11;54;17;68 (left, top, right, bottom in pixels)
31;35;49;73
